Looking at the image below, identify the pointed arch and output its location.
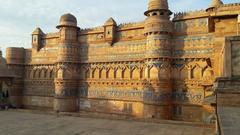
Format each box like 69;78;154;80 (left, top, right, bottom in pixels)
121;68;126;79
30;69;34;79
94;68;100;79
180;66;188;80
109;68;115;79
116;68;122;79
33;69;40;79
49;69;54;79
56;68;64;79
191;64;202;79
101;68;107;79
203;66;214;80
91;68;96;79
27;69;31;79
99;68;103;79
44;68;48;78
159;67;169;79
131;68;140;79
172;67;180;80
85;68;90;79
149;66;159;80
39;69;43;78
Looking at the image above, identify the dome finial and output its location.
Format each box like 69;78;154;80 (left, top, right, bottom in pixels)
56;13;78;29
148;0;169;10
206;0;223;11
210;0;223;8
144;0;172;15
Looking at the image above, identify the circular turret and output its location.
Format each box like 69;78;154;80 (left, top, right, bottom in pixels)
57;13;78;28
144;0;173;35
144;16;173;35
56;13;79;44
6;47;25;64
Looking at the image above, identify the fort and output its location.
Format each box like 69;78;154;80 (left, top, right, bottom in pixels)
1;0;240;125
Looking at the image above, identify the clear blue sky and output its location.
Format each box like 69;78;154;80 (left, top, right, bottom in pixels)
0;0;239;56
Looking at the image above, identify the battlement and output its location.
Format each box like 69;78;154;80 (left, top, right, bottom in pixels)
173;3;240;21
44;32;59;38
217;3;240;12
220;3;240;7
173;10;207;21
79;21;144;35
118;22;144;30
81;26;104;32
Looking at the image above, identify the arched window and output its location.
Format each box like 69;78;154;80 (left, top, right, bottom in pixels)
152;12;157;16
44;70;48;78
92;69;96;79
33;70;37;78
38;70;42;78
85;69;90;79
106;70;110;79
49;70;54;79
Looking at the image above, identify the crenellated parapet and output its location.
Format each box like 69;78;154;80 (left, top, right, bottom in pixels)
215;3;240;13
173;10;207;21
174;2;240;21
80;26;104;33
79;21;145;44
118;22;144;30
44;32;60;39
219;3;240;7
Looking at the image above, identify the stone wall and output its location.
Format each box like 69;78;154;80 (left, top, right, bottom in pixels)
5;1;240;123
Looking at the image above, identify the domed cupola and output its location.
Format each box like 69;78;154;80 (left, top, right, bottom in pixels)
56;13;79;43
144;0;172;16
210;0;223;7
206;0;223;11
57;13;78;28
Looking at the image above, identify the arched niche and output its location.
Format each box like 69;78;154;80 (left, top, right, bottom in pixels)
159;68;170;79
116;68;122;79
101;69;107;79
149;66;159;80
109;68;115;79
191;65;202;79
131;68;140;79
180;67;188;80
